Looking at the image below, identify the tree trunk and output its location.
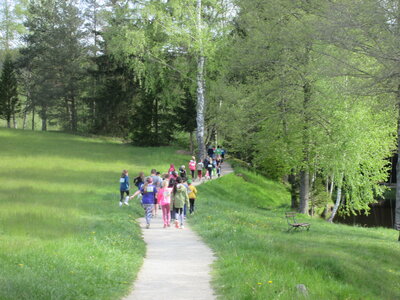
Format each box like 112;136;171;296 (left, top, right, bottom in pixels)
195;0;206;161
41;107;47;131
190;131;194;154
155;97;159;144
321;177;329;218
299;79;312;214
32;105;35;131
12;114;17;128
322;175;334;219
288;170;298;209
395;85;400;232
196;57;206;161
41;118;47;131
299;170;310;214
71;97;77;132
328;185;342;223
22;106;28;129
329;175;334;197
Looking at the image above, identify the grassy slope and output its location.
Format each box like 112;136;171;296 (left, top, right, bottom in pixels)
0;128;187;299
190;169;400;300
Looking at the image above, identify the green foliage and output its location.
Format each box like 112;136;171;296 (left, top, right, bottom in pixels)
191;171;400;299
0;54;20;127
88;54;137;137
216;0;397;215
129;82;177;146
174;87;197;134
21;0;86;131
0;0;28;52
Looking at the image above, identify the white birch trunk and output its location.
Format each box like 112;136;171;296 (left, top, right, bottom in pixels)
195;0;206;161
328;185;342;223
329;175;334;197
328;174;343;223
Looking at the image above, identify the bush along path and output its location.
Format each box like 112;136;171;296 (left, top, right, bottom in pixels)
124;162;233;300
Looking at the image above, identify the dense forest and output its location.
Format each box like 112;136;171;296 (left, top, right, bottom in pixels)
1;0;400;226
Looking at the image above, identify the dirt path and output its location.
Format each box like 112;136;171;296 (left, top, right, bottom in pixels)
124;162;233;300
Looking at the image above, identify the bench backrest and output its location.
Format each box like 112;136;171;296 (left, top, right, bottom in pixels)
285;212;298;225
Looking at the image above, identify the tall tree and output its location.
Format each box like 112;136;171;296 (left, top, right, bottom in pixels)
104;0;232;158
0;0;28;52
175;86;197;153
0;54;20;128
316;0;400;233
82;0;106;129
22;0;85;131
219;0;396;218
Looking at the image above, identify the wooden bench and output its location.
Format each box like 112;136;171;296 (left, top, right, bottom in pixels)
285;212;310;232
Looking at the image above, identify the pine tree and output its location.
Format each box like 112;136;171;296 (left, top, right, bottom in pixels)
22;0;85;131
0;54;20;128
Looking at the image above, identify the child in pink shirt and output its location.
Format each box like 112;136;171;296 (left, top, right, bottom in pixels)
157;180;173;228
188;156;196;179
168;164;175;175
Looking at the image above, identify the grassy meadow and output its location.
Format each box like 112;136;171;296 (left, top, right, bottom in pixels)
0;128;187;299
191;169;400;300
1;128;400;300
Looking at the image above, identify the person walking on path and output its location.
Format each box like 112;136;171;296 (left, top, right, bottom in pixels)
134;172;145;190
157;180;173;228
119;170;130;207
207;145;214;159
189;156;196;179
150;169;162;188
221;148;226;162
150;169;162;217
204;157;214;180
168;164;176;176
196;160;204;181
187;179;198;214
215;146;223;158
212;157;217;178
215;156;222;178
170;170;178;180
179;165;187;179
171;177;189;229
130;177;158;229
182;177;190;217
125;161;233;300
168;178;176;222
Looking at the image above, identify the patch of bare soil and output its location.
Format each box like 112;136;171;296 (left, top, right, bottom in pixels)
176;149;191;155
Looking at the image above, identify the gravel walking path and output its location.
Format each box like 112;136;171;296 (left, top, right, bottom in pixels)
124;162;233;300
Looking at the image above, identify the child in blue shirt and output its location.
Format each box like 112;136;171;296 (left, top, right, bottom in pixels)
130;177;158;229
119;170;130;207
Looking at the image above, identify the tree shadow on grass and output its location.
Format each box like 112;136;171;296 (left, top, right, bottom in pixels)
0;184;140;240
0;133;181;166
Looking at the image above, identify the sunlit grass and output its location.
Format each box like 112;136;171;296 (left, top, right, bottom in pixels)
191;168;400;300
0;128;187;299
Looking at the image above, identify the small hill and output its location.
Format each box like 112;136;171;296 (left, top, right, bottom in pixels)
0;128;187;299
191;168;400;300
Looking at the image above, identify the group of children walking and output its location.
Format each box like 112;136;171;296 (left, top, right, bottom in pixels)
118;148;225;229
118;163;198;229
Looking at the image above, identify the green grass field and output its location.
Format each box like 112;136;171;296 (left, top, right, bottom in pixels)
1;128;400;300
0;128;187;299
191;169;400;300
